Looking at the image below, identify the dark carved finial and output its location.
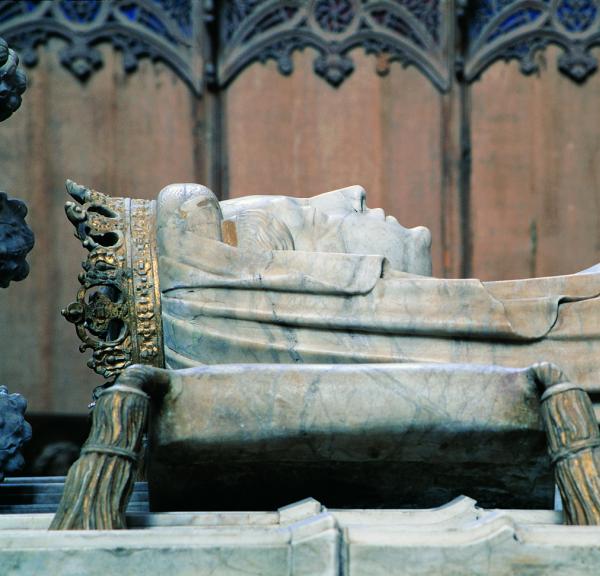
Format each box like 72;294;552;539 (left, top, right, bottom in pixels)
0;386;32;482
65;179;93;205
0;35;32;484
0;36;27;122
0;191;34;289
0;36;33;289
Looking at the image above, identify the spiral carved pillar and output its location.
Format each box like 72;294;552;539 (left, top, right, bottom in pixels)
535;362;600;525
0;35;33;481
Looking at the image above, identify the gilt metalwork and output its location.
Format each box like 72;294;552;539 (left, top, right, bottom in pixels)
62;180;164;380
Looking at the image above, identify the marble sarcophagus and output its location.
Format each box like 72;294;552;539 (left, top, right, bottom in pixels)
148;362;551;510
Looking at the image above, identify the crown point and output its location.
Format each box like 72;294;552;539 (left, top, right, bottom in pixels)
62;301;84;324
65;180;91;204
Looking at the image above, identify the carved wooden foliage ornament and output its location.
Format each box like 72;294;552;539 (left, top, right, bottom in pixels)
0;0;201;92
2;1;600;90
464;0;600;83
218;0;451;90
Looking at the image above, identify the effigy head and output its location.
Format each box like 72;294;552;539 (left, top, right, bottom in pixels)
62;181;433;380
308;185;431;275
0;192;34;288
221;185;432;275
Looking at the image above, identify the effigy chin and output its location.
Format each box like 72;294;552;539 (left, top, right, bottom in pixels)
62;180;600;511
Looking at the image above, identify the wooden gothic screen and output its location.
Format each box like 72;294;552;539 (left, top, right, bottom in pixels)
1;0;600;413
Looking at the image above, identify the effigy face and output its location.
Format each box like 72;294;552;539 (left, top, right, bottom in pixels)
218;185;433;276
157;183;433;276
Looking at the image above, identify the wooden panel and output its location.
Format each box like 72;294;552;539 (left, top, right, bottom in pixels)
470;47;600;281
224;50;450;277
0;41;202;414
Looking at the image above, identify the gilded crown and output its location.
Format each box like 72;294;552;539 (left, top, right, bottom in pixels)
62;180;164;380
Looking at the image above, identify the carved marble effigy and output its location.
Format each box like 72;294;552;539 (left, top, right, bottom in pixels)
59;180;600;515
65;181;600;400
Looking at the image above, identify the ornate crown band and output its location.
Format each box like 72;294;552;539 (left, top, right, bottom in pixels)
62;180;164;380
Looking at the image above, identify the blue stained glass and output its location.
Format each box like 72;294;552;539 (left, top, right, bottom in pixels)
25;1;42;12
121;5;139;21
151;0;192;38
119;4;178;44
59;0;101;24
223;1;261;43
556;0;598;32
488;8;543;42
396;0;440;42
469;1;499;42
145;12;168;36
468;0;551;43
122;1;193;38
0;2;25;24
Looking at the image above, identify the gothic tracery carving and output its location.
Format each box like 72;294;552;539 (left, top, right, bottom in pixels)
464;0;600;83
0;2;598;103
218;0;451;90
0;0;201;92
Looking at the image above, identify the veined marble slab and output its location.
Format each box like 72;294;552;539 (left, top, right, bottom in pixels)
148;362;552;510
157;183;600;398
2;497;599;575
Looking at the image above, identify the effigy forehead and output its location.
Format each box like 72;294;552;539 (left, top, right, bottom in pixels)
219;184;368;216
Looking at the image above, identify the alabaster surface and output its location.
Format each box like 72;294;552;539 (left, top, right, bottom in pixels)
157;183;600;397
3;497;600;576
148;363;552;511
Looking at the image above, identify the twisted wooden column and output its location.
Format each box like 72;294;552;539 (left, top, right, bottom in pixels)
50;365;169;530
0;36;33;482
534;362;600;525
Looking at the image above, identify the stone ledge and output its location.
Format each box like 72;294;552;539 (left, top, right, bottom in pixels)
2;496;597;576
